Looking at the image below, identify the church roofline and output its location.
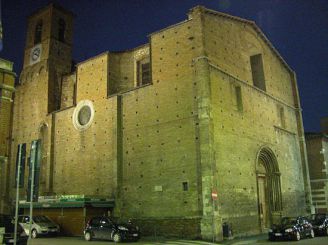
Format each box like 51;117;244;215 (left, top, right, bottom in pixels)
147;19;192;37
189;5;294;74
305;132;328;139
109;43;149;54
76;51;109;67
139;5;294;74
76;43;150;65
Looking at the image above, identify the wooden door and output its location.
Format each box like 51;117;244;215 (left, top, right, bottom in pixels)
258;176;269;229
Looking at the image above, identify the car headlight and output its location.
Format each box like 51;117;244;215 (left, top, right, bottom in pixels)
268;229;273;232
319;225;324;229
118;226;128;231
40;226;48;231
285;228;293;233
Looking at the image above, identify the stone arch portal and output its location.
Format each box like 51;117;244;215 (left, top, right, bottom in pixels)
256;147;282;231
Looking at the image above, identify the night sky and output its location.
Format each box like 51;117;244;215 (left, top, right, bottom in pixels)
1;0;327;132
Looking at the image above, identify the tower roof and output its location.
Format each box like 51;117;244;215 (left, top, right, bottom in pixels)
27;3;75;19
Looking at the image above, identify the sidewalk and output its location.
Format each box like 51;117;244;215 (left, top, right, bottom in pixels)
141;233;267;244
222;234;267;245
25;234;268;245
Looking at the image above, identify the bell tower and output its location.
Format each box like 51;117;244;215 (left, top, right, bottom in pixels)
22;3;74;112
11;4;74;198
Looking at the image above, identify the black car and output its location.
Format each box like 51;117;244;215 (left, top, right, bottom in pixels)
0;214;28;245
268;216;314;241
84;216;140;242
309;213;328;236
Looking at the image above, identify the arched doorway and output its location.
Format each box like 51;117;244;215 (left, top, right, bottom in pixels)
256;147;282;231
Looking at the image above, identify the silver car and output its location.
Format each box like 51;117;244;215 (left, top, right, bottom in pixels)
17;215;60;238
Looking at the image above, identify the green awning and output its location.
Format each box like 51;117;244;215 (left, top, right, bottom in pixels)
18;196;115;209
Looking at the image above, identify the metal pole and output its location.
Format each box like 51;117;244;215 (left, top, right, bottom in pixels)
14;145;22;245
212;197;215;243
28;142;36;240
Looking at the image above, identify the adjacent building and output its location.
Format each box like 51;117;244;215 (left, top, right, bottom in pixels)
7;4;311;240
0;58;15;214
305;118;328;213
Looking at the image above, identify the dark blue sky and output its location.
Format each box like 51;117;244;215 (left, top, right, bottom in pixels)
1;0;327;132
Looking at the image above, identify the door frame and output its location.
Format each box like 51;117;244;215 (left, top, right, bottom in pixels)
257;173;270;231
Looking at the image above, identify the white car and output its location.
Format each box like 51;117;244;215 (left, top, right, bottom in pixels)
17;215;60;238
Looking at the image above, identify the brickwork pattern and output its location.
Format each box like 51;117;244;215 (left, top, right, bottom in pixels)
7;4;310;241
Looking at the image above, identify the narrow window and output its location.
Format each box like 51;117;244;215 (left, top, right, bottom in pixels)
250;54;266;91
136;57;151;86
235;85;243;112
277;105;286;128
182;182;188;191
34;20;43;44
58;18;66;42
280;107;285;128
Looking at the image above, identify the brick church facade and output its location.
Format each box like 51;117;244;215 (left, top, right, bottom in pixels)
4;4;312;240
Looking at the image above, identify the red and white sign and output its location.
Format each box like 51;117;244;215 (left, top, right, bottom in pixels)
211;191;218;200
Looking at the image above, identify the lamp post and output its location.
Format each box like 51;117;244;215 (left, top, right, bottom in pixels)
14;144;22;245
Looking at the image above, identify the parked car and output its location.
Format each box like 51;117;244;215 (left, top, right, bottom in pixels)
308;213;328;236
16;215;60;238
84;216;140;242
0;214;28;244
268;216;314;241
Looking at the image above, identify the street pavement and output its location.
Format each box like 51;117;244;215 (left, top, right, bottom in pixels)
27;237;217;245
25;235;328;245
231;236;328;245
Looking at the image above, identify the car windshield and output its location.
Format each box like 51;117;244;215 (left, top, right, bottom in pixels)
309;214;325;223
104;217;116;223
281;217;297;226
33;216;52;223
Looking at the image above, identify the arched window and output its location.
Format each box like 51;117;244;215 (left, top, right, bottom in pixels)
34;20;43;44
58;18;66;42
38;123;50;192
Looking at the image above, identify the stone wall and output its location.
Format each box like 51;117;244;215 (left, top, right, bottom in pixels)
196;8;307;235
10;60;51;196
53;53;118;197
60;73;76;109
7;3;310;241
118;20;201;221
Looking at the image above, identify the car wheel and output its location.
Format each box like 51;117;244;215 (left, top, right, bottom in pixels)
294;231;301;241
113;233;122;243
84;231;92;241
309;229;315;238
31;229;38;239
